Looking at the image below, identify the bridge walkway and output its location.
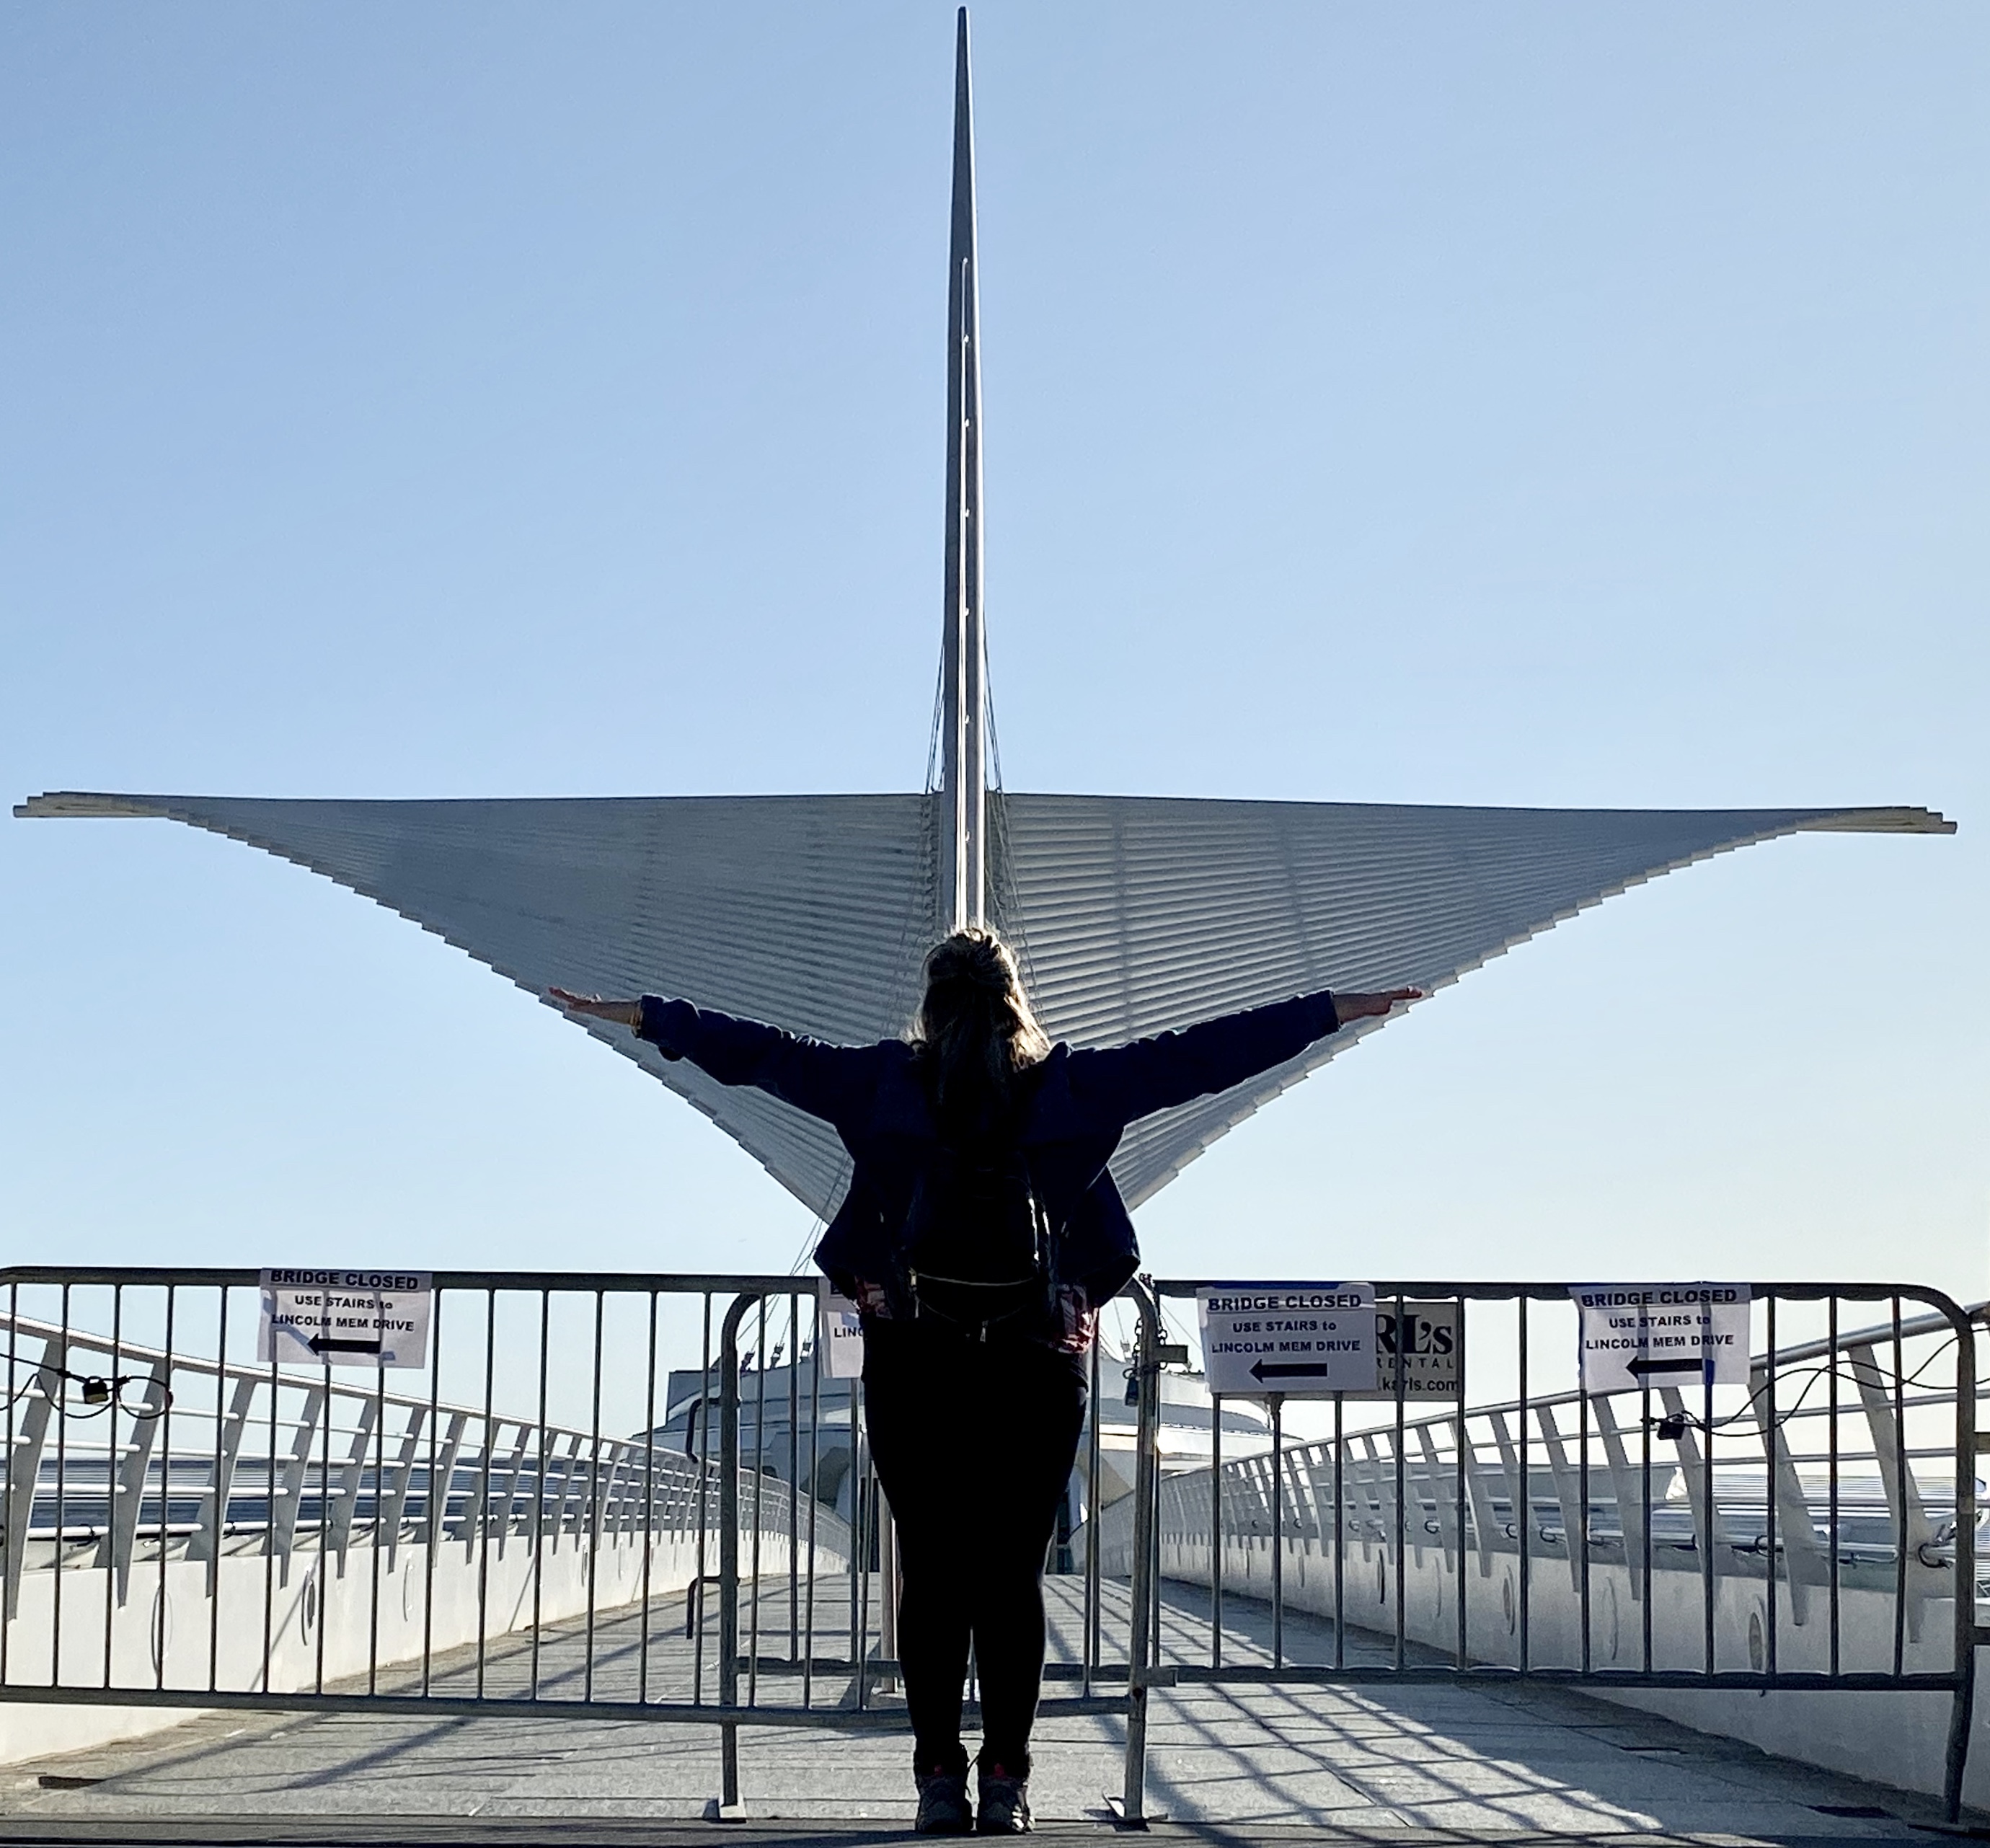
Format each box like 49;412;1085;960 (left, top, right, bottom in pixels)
0;1579;1955;1842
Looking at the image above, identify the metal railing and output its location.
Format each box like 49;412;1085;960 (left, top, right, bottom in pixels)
0;1269;1976;1824
0;1276;859;1720
1103;1281;1979;1823
0;1268;1140;1820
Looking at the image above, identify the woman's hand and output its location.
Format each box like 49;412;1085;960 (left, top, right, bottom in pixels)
1335;987;1423;1022
549;988;643;1030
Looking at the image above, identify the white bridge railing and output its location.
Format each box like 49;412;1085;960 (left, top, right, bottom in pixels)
0;1271;855;1771
1098;1282;1981;1820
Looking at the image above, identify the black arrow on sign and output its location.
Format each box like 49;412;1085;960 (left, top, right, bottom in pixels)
307;1335;383;1357
1250;1361;1338;1383
1626;1356;1704;1377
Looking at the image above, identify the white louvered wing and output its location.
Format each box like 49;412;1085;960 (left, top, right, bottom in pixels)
17;789;1950;1219
19;792;937;1217
989;794;1951;1206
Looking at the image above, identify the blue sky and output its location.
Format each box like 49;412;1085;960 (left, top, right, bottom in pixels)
4;2;1985;1321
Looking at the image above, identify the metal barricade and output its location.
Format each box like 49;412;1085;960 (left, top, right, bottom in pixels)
5;1267;1968;1823
1103;1281;1980;1823
0;1267;1141;1818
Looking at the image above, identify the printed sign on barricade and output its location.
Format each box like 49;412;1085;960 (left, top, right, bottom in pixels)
1351;1299;1463;1400
1197;1284;1375;1397
258;1268;432;1369
818;1284;866;1380
1571;1283;1751;1391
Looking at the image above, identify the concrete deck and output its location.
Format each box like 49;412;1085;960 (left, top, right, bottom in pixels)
0;1579;1960;1844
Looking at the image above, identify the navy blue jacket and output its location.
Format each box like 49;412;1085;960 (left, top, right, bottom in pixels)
635;989;1342;1307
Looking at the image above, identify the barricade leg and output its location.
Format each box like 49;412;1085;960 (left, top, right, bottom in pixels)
1118;1281;1162;1828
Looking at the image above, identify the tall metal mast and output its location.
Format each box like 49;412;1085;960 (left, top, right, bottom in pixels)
937;6;987;931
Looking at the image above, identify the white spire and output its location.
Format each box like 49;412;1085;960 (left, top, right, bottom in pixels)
937;6;987;932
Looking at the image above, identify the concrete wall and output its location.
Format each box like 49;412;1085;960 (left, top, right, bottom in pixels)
1104;1513;1986;1812
0;1518;849;1769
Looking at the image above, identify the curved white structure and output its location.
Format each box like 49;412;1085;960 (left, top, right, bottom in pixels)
14;12;1952;1221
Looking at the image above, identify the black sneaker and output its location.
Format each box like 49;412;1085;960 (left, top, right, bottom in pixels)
976;1764;1030;1834
915;1772;973;1835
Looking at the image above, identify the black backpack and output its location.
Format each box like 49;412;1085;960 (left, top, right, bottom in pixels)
898;1138;1056;1335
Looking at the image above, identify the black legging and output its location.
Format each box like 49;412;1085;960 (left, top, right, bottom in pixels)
862;1317;1088;1777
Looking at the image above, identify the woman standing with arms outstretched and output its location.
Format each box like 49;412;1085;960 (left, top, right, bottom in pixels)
555;930;1415;1834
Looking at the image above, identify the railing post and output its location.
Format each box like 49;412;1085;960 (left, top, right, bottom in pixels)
327;1396;379;1578
1591;1397;1648;1604
1943;1307;1977;1823
1120;1279;1162;1827
1351;1434;1387;1566
1487;1410;1524;1562
1458;1412;1498;1583
1848;1340;1938;1643
4;1338;64;1622
1268;1394;1283;1668
492;1425;530;1562
878;1495;898;1686
272;1384;326;1589
1745;1363;1826;1627
424;1411;468;1548
541;1424;580;1559
717;1293;753;1814
1415;1423;1461;1577
1654;1387;1725;1560
96;1356;170;1605
1531;1403;1585;1594
188;1376;256;1589
375;1404;427;1573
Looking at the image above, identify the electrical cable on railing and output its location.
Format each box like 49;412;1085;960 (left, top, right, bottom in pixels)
0;1358;170;1420
1648;1332;1964;1441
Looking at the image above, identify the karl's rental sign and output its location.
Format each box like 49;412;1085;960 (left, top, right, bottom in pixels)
259;1269;433;1369
1363;1300;1462;1400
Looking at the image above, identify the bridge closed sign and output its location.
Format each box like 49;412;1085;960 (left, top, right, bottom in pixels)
259;1269;432;1369
1197;1285;1374;1397
817;1285;865;1381
1571;1283;1751;1393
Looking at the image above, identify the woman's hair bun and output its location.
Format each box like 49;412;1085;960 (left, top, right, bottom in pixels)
914;926;1050;1107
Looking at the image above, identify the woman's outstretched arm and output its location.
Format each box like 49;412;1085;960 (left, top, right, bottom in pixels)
548;988;875;1126
1065;986;1420;1129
